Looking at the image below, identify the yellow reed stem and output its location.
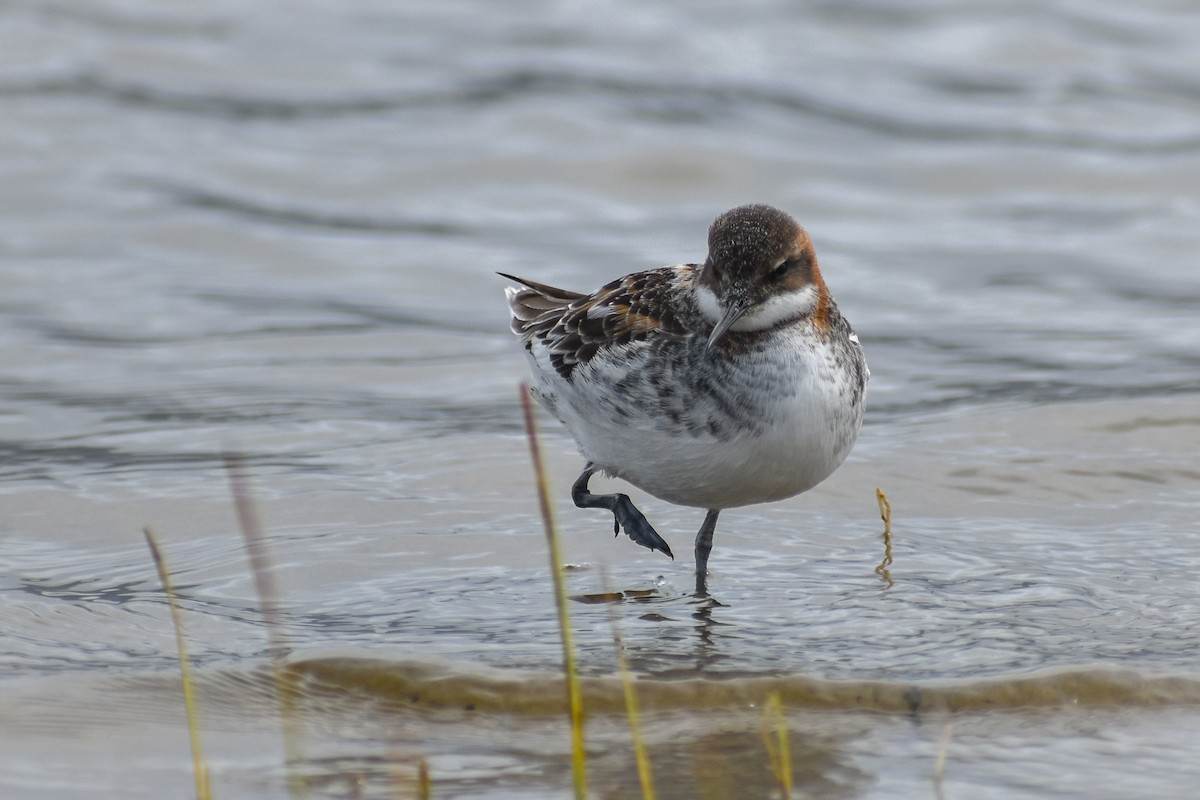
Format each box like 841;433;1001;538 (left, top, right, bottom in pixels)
520;383;588;800
759;692;792;799
142;527;213;800
874;487;894;587
601;569;656;800
417;757;432;800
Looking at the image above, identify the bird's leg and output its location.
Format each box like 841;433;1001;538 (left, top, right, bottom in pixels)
571;464;674;559
693;509;720;596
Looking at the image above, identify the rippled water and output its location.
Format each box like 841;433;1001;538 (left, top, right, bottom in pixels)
2;1;1199;798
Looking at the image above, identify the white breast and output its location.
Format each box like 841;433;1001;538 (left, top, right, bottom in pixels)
531;325;865;510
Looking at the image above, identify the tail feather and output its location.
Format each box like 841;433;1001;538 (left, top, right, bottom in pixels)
499;272;581;341
498;272;585;302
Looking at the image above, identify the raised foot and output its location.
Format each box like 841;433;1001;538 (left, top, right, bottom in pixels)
571;464;674;559
610;494;674;559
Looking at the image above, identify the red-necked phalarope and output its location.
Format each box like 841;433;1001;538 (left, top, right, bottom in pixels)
503;204;867;593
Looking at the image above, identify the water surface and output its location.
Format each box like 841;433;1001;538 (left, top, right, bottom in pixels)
2;1;1199;797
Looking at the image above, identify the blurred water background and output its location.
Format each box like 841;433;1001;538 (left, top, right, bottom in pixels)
1;1;1199;798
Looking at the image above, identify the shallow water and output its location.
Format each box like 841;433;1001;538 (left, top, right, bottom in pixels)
2;0;1200;798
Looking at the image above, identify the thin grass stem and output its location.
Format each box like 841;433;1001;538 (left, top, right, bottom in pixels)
142;527;213;800
519;383;588;800
600;569;657;800
417;757;432;800
874;487;894;587
759;692;793;799
932;721;954;800
224;452;306;797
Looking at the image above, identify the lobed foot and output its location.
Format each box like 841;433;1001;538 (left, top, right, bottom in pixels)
571;464;674;559
609;494;674;558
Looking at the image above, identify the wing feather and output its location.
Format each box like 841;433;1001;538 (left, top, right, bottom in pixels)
501;266;695;378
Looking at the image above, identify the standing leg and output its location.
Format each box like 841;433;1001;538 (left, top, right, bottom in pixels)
693;509;720;595
571;464;673;559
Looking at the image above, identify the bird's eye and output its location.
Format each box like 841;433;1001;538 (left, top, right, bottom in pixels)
771;261;791;279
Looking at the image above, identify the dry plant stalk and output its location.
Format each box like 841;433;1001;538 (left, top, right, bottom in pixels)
874;487;894;587
520;383;588;800
223;452;306;797
417;757;432;800
932;721;954;800
142;527;213;800
759;693;793;799
601;569;657;800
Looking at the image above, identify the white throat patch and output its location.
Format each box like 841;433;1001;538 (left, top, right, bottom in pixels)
696;284;819;332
